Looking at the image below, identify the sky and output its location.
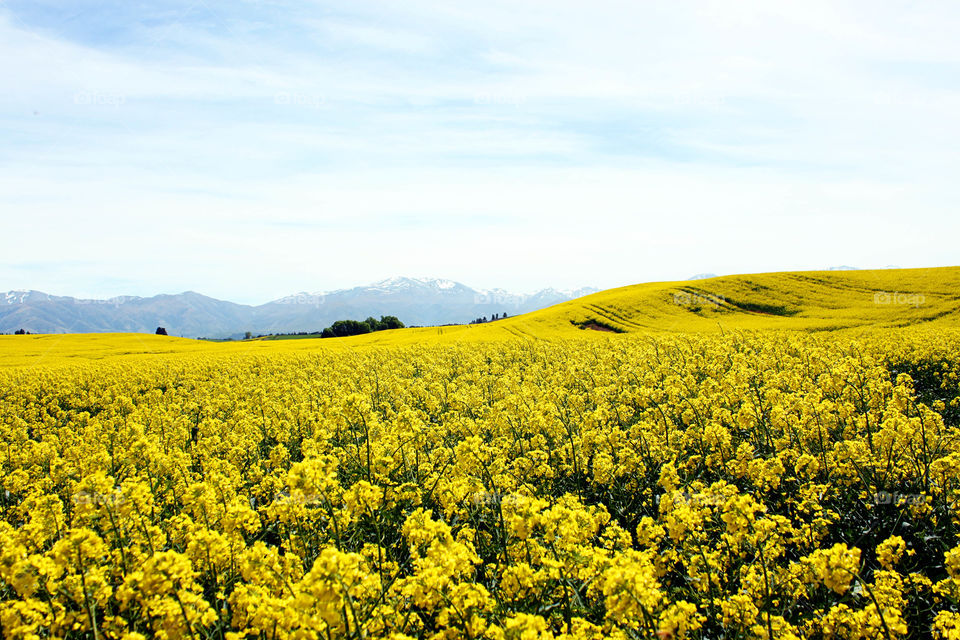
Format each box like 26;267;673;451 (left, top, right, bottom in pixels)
1;0;958;304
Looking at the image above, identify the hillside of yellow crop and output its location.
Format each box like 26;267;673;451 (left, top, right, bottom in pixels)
507;265;960;336
279;266;960;347
1;266;958;365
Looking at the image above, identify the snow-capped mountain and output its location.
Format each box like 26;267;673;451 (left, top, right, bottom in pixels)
4;290;52;305
363;276;461;292
279;277;485;300
0;278;598;338
256;277;598;335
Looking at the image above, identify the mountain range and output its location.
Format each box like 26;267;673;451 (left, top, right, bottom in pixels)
1;277;598;338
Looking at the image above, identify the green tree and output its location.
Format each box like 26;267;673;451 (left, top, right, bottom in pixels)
319;316;404;338
378;315;405;330
323;319;372;338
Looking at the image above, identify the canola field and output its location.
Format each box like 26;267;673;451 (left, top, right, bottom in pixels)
3;325;960;639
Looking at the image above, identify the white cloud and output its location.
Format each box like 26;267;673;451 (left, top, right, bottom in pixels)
1;1;958;303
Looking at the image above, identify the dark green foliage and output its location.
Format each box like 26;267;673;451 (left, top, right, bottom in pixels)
320;316;405;338
726;299;800;316
888;359;960;427
569;319;625;333
378;316;404;330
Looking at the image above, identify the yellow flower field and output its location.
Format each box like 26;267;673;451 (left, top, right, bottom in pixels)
3;321;960;638
3;266;960;370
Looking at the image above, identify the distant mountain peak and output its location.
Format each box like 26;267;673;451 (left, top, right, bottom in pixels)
4;290;48;305
3;278;597;337
372;276;416;287
371;276;458;289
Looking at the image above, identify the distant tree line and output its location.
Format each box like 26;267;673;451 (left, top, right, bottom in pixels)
321;315;404;338
469;312;508;325
249;331;323;340
210;316;406;341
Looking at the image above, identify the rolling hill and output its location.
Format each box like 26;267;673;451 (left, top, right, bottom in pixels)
1;266;958;367
287;266;960;346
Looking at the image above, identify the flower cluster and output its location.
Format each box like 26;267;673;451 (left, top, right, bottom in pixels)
2;328;960;638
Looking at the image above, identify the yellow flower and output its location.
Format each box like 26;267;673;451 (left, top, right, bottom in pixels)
876;535;909;570
934;611;960;639
804;543;862;594
502;612;554;640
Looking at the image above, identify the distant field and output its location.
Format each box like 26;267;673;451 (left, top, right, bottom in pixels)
500;265;960;337
2;266;958;366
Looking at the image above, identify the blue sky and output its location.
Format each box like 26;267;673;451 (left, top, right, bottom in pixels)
1;0;958;303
